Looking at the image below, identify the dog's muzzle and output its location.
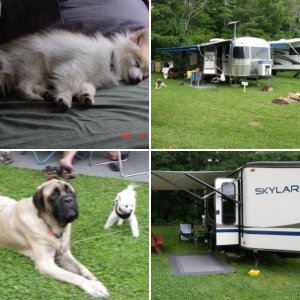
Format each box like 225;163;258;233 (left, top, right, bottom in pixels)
56;196;79;226
128;76;142;85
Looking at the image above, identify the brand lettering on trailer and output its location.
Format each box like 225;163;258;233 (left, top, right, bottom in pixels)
255;185;300;195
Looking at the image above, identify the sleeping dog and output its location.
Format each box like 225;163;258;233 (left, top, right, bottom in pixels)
0;28;149;109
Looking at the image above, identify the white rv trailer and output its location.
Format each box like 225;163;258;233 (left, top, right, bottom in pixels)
269;38;300;73
157;37;272;79
152;161;300;260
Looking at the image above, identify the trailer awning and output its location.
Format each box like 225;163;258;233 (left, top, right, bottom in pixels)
156;39;231;53
152;170;236;190
156;45;200;53
270;38;300;49
270;42;290;49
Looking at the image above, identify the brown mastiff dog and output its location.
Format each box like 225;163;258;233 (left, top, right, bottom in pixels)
0;179;109;298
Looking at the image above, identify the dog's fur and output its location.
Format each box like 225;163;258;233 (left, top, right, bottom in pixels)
104;184;139;237
155;79;167;89
0;28;149;109
0;179;109;298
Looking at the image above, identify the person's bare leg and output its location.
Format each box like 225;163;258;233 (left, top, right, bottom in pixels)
107;151;118;161
60;151;77;171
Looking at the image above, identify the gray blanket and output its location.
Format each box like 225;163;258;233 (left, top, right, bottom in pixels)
0;79;149;149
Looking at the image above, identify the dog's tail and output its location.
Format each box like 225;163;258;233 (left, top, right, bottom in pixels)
0;50;14;96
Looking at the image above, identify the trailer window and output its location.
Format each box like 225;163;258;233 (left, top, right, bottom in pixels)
233;46;250;59
251;47;270;59
289;47;300;55
221;182;236;225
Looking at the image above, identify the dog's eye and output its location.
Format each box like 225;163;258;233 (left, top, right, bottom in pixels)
64;184;73;194
135;60;140;68
50;187;60;200
125;205;129;208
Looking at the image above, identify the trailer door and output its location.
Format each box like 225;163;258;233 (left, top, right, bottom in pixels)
215;178;239;246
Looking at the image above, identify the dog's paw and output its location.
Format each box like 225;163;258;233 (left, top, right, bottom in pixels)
56;94;72;110
83;279;109;298
133;232;139;238
78;92;95;106
43;90;55;102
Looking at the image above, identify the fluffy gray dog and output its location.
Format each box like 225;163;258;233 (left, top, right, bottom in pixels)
0;28;149;109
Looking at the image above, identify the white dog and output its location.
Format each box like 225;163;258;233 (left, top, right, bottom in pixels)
0;28;149;109
104;185;139;237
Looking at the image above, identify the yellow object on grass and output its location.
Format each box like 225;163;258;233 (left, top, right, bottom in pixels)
248;269;261;276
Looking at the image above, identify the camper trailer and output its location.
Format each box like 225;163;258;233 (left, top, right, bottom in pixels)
269;38;300;73
152;161;300;259
157;37;272;79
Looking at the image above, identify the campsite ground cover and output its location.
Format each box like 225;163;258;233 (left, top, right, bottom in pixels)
152;72;300;149
0;166;149;300
152;225;300;300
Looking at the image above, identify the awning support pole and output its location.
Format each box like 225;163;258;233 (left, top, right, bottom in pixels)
184;173;241;205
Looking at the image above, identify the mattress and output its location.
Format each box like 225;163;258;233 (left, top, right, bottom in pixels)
0;79;149;149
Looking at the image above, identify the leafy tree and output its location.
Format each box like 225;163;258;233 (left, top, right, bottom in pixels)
152;0;300;59
152;151;300;224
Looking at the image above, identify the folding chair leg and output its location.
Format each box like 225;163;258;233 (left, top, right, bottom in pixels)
88;151;128;167
32;151;57;165
118;151;148;178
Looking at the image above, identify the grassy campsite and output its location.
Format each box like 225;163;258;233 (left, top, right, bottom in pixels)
152;0;300;149
152;72;300;149
152;225;300;300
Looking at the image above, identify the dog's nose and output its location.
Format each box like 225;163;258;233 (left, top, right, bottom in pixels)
68;211;77;219
129;76;142;85
63;197;73;204
65;209;78;222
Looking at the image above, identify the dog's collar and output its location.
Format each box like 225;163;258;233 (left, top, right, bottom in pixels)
48;229;62;239
41;216;63;239
114;201;131;220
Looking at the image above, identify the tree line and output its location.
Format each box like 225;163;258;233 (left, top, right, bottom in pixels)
152;0;300;60
152;151;300;224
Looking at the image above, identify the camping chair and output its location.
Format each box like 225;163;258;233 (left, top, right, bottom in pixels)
184;70;193;85
179;224;195;242
191;71;202;86
185;70;202;86
19;151;57;165
151;231;164;255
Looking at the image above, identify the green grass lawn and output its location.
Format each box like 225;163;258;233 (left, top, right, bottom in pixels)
0;166;149;300
152;225;300;300
152;72;300;149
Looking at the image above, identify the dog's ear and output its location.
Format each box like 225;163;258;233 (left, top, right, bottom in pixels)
33;188;45;217
114;193;120;203
127;184;138;191
129;28;149;48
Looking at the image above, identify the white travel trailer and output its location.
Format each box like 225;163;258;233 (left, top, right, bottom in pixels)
152;161;300;264
269;38;300;73
157;37;272;79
